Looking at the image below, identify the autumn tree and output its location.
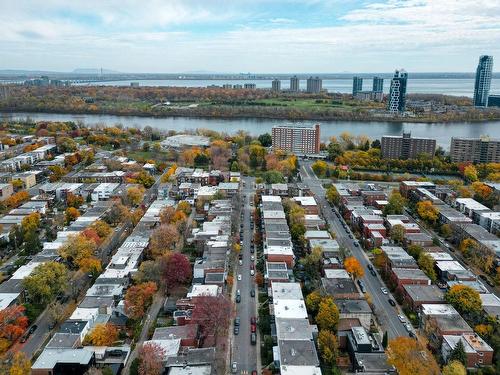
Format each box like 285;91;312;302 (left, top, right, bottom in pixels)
326;186;340;206
440;224;452;238
317;330;339;367
125;282;158;320
59;234;98;270
387;336;440;375
65;207;80;224
105;203;130;225
383;190;407;215
149;224;179;258
66;192;84;208
305;290;322;315
445;285;482;315
416;201;439;224
91;220;112;238
9;352;31;375
23;262;68;305
0;305;29;352
463;165;478;182
311;160;328;177
390;224;405;244
344;256;364;279
162;253;192;290
418;253;437;282
134;171;155;188
407;244;424;260
84;323;119;346
139;342;165;375
448;340;467;366
126;186;145;206
316;297;339;331
21;212;41;234
191;295;231;347
299;246;322;282
442;361;466;375
208;140;231;171
176;201;192;216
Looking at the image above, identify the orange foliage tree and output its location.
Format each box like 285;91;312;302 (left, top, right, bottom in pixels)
124;282;158;320
387;336;439;375
84;323;118;346
344;256;365;279
0;305;29;353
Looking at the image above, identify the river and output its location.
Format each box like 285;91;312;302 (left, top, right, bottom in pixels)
2;112;499;149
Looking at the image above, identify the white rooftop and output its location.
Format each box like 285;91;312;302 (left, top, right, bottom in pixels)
187;284;219;298
480;293;500;307
262;195;282;202
436;261;466;272
324;269;350;279
422;304;458;316
280;365;322;375
271;282;304;301
293;196;317;206
273;299;308;319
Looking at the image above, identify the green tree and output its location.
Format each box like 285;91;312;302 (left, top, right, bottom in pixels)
327;142;342;161
263;170;285;184
407;244;423;260
230;161;239;172
23;262;68;305
383;190;407;215
311;160;328;177
300;246;322;282
258;133;272;147
448;340;467;367
390;224;405;244
316;297;339;331
418;253;437;282
440;224;453;239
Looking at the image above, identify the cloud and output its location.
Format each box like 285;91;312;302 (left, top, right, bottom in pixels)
0;0;499;72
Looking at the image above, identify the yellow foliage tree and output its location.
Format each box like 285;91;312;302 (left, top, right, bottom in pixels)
344;256;365;279
126;186;145;206
416;201;439;224
84;323;118;346
316;297;339;331
387;336;440;375
442;360;466;375
9;352;31;375
317;330;339;367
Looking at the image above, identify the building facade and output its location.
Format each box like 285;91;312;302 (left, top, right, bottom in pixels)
473;55;493;107
372;76;384;93
381;132;436;159
450;137;500;163
290;76;300;92
306;76;322;93
352;77;363;96
488;94;500;107
272;124;320;155
272;79;281;92
388;70;408;113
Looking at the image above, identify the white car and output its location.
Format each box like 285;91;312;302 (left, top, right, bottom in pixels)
380;287;388;295
239;260;243;265
250;269;255;276
405;323;412;332
398;314;406;323
237;274;242;281
250;255;255;261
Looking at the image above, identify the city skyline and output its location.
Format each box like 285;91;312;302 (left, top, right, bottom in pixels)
1;0;500;73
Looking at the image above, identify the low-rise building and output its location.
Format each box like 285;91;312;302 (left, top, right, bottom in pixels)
401;284;445;311
442;334;494;368
390;268;431;288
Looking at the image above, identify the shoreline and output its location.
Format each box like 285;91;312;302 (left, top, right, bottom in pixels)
2;107;499;124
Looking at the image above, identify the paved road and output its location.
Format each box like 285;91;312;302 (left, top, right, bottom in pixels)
231;176;258;375
300;161;409;340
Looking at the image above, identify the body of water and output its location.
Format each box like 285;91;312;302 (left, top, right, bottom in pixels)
2;112;499;149
75;78;500;98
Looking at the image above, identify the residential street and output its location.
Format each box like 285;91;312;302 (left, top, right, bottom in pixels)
300;161;409;340
231;176;259;374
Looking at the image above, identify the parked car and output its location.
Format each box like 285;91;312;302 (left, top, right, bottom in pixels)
250;289;255;297
237;274;242;281
353;242;359;247
239;260;243;265
250;255;255;261
250;333;257;345
234;317;240;326
232;362;238;374
388;299;396;306
370;269;377;277
251;324;256;333
233;326;239;335
405;323;412;332
367;264;373;271
250;316;257;325
236;295;241;303
398;314;406;323
380;287;388;295
250;269;255;276
348;234;353;239
357;280;366;293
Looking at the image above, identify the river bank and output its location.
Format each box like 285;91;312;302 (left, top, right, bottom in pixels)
2;112;499;149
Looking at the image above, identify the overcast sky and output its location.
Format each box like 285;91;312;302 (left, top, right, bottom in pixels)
2;0;500;73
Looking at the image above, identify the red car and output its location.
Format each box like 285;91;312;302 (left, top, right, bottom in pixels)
251;324;256;333
250;316;256;325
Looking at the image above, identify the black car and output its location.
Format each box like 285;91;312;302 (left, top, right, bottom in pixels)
236;295;241;303
233;326;239;335
250;290;255;297
370;269;377;277
234;317;240;326
357;280;366;293
28;325;37;334
388;299;396;306
367;264;373;271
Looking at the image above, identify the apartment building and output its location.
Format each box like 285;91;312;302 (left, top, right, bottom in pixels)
381;132;436;159
272;124;320;155
450;137;500;163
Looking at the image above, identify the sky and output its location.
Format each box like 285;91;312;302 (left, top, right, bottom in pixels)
2;0;500;73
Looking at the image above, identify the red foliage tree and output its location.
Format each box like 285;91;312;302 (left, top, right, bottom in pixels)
162;253;192;290
124;282;157;320
0;305;29;341
191;295;231;347
139;342;165;375
82;228;102;245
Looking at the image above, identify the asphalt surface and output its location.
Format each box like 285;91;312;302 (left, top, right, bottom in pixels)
300;161;409;340
231;176;258;375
